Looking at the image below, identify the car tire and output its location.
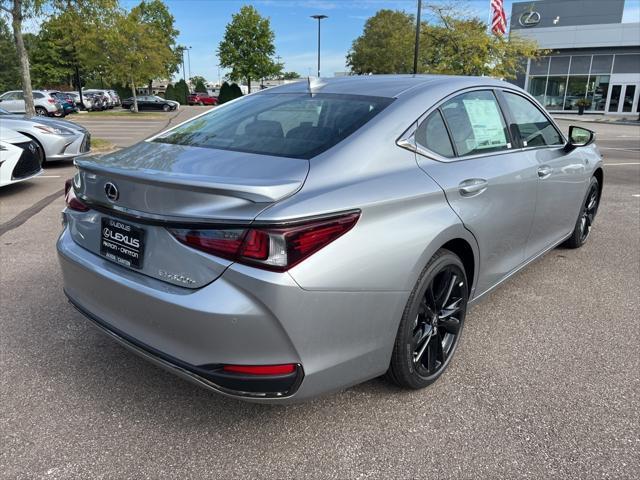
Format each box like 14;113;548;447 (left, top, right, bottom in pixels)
130;105;136;112
562;176;600;249
386;249;468;389
162;104;170;112
35;107;48;116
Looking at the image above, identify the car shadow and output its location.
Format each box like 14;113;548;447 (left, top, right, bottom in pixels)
51;303;413;426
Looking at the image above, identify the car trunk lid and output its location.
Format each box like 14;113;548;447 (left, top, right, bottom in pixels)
74;141;309;221
68;141;309;288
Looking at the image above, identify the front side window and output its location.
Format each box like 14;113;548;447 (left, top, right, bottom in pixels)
415;110;454;158
440;90;510;157
155;93;393;159
503;92;564;147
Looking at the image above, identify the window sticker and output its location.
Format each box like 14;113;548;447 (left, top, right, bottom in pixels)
462;99;509;151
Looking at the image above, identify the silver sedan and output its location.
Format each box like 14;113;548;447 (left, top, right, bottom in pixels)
58;75;603;402
0;108;90;165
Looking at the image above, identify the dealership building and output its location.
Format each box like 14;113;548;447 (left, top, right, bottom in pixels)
510;0;640;115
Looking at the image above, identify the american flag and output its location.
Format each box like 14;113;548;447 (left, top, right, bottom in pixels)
491;0;507;35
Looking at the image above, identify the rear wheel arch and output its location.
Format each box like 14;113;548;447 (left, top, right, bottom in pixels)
440;238;475;297
593;167;604;199
410;226;479;299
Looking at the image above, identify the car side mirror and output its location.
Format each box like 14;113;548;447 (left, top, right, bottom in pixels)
564;126;595;153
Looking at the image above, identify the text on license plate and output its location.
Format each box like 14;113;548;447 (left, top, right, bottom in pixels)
100;217;145;269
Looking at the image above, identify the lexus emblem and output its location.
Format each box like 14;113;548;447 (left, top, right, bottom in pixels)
519;10;541;27
104;182;119;202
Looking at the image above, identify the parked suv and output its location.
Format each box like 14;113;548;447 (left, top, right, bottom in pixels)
0;90;64;117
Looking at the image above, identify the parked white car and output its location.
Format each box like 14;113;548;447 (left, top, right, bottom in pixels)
0;90;64;117
0;128;43;187
84;89;114;108
66;92;94;111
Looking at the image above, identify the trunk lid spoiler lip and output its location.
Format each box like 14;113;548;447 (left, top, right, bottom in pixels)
75;159;305;203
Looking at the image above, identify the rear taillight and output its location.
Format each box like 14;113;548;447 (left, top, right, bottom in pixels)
169;211;360;271
64;178;89;212
222;364;296;375
48;98;56;104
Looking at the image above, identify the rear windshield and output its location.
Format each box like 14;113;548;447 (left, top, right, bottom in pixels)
154;93;393;159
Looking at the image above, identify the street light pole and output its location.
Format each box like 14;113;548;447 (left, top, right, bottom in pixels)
413;0;422;75
179;46;186;84
311;14;327;77
187;46;192;81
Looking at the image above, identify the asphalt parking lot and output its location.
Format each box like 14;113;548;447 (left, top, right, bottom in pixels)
1;116;639;478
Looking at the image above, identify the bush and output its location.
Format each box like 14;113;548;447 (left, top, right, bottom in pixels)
217;81;232;104
164;84;176;101
230;83;243;100
173;79;189;105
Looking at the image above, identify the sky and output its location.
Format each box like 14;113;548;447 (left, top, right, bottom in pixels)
118;0;640;83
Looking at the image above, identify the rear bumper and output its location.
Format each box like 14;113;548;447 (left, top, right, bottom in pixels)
57;227;406;402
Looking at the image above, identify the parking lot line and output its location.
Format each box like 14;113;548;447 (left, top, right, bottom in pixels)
604;162;640;166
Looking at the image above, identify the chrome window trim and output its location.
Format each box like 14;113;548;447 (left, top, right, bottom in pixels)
397;87;514;163
397;85;568;163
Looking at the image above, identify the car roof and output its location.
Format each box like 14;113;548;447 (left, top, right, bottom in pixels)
260;74;511;98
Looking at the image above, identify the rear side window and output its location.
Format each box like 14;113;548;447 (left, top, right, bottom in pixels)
33;92;44;99
440;90;510;157
155;93;393;159
415;110;454;158
502;92;564;147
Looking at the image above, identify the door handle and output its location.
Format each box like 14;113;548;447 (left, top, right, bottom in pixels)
538;166;553;179
459;178;488;196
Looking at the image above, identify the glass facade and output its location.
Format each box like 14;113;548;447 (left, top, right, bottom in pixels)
526;53;639;112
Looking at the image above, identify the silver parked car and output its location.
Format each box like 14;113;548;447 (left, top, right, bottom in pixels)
0;108;90;165
0;90;64;117
58;76;603;402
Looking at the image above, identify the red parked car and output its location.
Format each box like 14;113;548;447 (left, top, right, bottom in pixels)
187;93;218;106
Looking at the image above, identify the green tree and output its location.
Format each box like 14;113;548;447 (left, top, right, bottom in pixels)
0;0;46;115
191;76;208;93
419;5;540;78
347;6;540;80
218;5;278;92
0;17;20;91
107;3;178;112
282;71;301;80
133;0;180;93
24;1;119;100
347;9;415;75
173;78;189;104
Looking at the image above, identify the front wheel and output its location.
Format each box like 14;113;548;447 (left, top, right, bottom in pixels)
35;107;48;116
162;104;170;112
386;249;468;389
563;176;600;249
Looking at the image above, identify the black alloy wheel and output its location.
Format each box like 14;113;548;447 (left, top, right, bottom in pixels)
387;249;468;389
563;176;600;249
579;181;599;243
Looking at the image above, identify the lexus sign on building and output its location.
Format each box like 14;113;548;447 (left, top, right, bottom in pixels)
510;0;640;115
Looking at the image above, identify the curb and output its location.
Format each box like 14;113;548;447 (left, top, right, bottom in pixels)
553;116;640;126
